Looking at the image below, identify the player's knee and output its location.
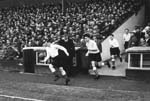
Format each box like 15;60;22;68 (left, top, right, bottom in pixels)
49;64;56;73
92;66;97;71
59;67;66;76
91;61;96;67
111;55;115;61
111;55;115;59
112;58;115;61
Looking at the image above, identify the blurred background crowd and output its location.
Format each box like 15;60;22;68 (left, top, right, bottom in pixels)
0;0;144;60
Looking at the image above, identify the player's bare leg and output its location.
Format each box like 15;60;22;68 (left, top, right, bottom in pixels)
59;67;70;85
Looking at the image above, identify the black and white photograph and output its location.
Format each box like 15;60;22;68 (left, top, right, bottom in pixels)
0;0;149;100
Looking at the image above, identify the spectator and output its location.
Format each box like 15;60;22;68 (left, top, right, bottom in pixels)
145;33;150;46
128;32;138;48
123;28;131;49
139;37;147;46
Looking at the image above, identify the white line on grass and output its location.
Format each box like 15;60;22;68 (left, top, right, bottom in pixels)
0;94;44;101
44;83;141;94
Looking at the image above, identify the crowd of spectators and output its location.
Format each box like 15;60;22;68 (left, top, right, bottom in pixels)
127;23;150;48
123;23;150;62
0;0;142;60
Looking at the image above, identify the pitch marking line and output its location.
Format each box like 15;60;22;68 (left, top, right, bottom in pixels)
0;94;44;101
46;83;141;94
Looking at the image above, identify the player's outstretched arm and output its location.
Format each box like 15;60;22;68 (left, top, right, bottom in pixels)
54;44;69;56
41;47;50;62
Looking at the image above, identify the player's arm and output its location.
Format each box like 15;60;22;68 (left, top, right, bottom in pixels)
54;44;69;56
41;48;50;62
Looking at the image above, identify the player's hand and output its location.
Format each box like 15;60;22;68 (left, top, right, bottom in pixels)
85;52;89;56
66;52;69;56
111;45;114;48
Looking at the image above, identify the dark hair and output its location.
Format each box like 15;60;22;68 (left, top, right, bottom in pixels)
125;28;129;31
83;34;91;38
109;34;114;37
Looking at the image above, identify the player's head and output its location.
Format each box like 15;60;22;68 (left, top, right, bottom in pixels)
125;28;129;33
93;36;98;42
109;34;114;40
83;33;91;42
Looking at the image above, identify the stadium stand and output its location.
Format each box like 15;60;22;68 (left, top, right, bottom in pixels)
0;0;143;60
